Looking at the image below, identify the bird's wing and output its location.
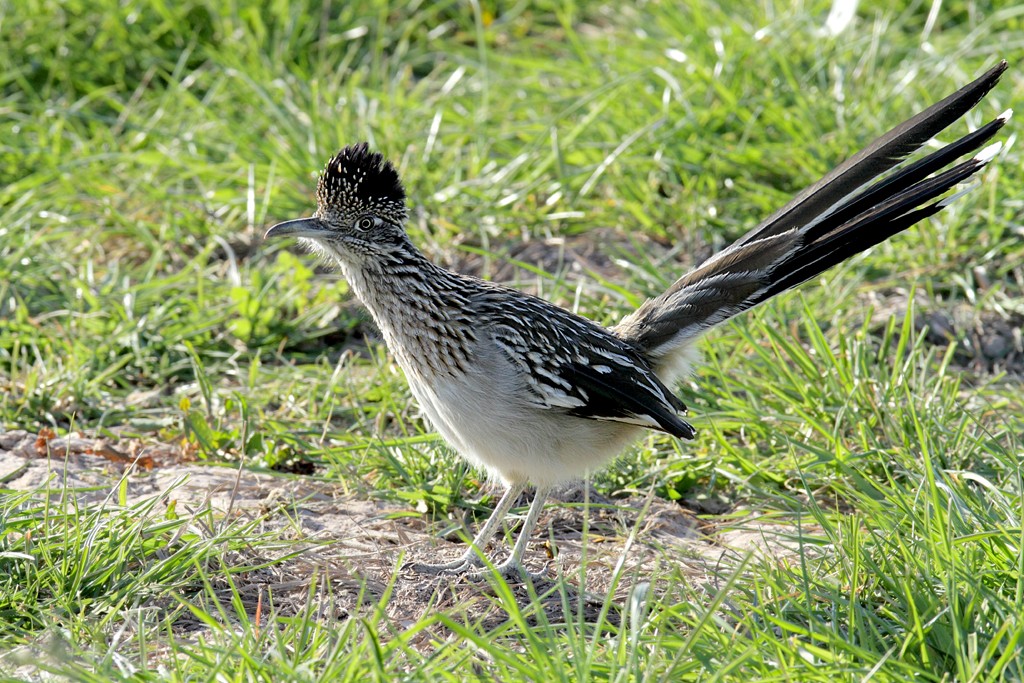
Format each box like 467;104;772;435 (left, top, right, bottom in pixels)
482;295;696;439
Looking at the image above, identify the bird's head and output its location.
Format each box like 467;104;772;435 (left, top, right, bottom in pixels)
265;143;409;267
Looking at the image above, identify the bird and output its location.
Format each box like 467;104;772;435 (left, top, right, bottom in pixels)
265;61;1010;579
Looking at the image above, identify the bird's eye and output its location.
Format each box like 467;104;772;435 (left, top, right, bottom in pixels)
355;217;375;231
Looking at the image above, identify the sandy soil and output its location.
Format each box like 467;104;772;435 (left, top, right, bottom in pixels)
1;428;809;638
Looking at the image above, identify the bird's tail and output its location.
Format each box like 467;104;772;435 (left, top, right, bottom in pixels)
615;60;1010;379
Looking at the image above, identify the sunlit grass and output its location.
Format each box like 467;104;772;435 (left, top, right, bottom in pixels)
2;0;1023;679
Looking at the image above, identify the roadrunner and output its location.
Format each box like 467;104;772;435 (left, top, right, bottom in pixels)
266;61;1010;578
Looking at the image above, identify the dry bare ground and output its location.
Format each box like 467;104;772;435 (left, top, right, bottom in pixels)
1;429;810;643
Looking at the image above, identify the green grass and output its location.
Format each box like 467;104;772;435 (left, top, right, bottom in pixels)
2;0;1024;680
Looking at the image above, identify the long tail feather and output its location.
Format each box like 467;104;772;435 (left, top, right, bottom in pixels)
753;145;1001;304
615;61;1009;376
732;60;1007;247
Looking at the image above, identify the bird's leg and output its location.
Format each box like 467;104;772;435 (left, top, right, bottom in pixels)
412;481;527;574
470;484;552;581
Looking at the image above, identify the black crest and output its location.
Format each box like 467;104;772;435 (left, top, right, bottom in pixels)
317;143;406;214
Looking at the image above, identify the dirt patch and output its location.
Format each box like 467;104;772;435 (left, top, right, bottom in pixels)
865;290;1024;376
440;227;694;288
1;429;807;639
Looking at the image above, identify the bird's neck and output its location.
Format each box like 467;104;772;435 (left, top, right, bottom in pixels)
337;240;477;378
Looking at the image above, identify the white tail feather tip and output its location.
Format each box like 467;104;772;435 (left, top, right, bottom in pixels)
998;108;1013;122
974;141;1003;163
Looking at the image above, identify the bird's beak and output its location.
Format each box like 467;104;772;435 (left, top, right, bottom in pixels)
263;217;331;240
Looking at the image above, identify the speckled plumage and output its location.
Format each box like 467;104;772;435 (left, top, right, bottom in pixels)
318;143;406;223
266;62;1008;578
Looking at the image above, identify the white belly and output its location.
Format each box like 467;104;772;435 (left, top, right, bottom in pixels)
404;360;643;488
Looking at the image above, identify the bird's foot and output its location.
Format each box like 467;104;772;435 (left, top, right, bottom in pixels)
465;558;547;583
408;553;546;582
408;551;482;576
